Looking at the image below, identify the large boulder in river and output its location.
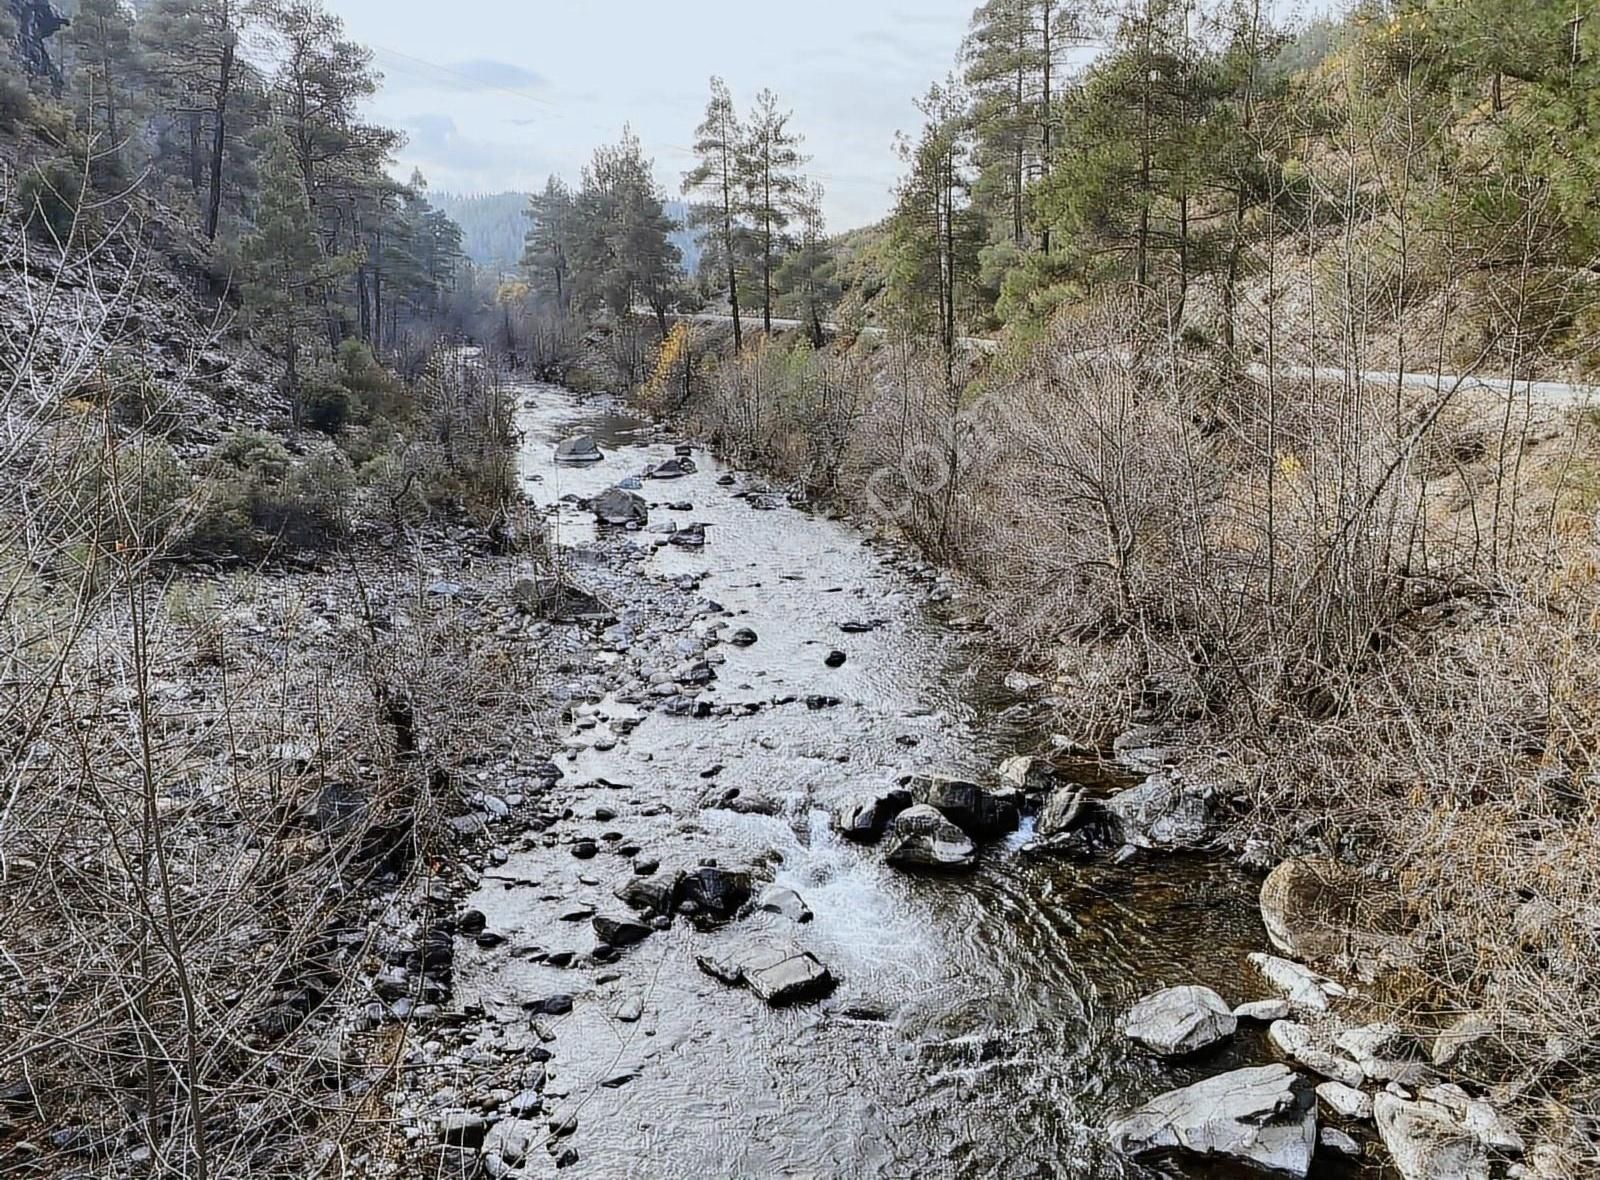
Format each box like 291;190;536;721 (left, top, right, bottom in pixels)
646;457;696;479
614;872;683;918
554;435;603;464
590;486;648;527
832;788;913;842
1259;857;1359;965
742;947;835;1005
1108;1064;1317;1178
1124;985;1237;1057
884;804;976;872
1105;773;1219;851
902;772;1019;838
676;865;752;918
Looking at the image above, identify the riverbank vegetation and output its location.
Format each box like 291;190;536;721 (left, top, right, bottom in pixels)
0;2;546;1175
489;2;1600;1165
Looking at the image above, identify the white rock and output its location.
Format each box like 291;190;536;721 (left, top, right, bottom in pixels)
1320;1126;1363;1157
1316;1080;1374;1121
1374;1092;1490;1180
1269;1020;1366;1088
1124;985;1237;1056
1109;1064;1317;1178
1234;999;1292;1022
1249;952;1347;1011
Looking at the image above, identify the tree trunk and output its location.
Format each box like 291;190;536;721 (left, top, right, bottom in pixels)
204;37;234;242
1040;0;1053;255
188;111;202;195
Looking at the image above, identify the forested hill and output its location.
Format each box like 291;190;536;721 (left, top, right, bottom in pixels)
439;189;703;276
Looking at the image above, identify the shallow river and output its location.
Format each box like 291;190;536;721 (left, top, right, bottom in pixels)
454;383;1355;1179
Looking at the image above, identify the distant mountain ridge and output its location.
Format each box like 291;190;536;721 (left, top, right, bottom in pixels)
435;191;704;278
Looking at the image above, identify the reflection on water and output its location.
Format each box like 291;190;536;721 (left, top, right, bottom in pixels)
452;383;1334;1179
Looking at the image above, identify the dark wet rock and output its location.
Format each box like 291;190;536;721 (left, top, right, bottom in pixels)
903;772;1019;838
554;1147;580;1168
1034;785;1088;840
839;620;881;633
729;627;758;647
1105;774;1219;851
457;909;487;937
524;994;574;1017
677;865;753;918
475;931;507;949
756;886;813;923
570;839;598;860
824;649;847;668
884;804;977;872
668;522;708;548
437;1111;489;1149
743;948;836;1006
647;457;696;479
592;914;652;947
832;788;913;842
0;1079;34;1112
590;487;649;527
555;435;603;464
804;694;841;710
1124;985;1237;1057
1108;1064;1317;1178
548;1107;579;1137
716;474;736;486
615;872;682;917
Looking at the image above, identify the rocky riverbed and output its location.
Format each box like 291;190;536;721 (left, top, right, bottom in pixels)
352;378;1555;1180
361;381;1369;1180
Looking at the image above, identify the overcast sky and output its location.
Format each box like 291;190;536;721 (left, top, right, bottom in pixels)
320;1;982;230
324;1;1331;231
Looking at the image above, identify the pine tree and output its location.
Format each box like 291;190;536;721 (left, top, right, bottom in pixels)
683;77;746;350
739;87;808;334
888;81;984;365
775;181;839;348
243;128;333;428
64;0;142;152
522;177;578;311
135;0;248;239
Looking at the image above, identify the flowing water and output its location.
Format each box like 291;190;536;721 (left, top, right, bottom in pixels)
453;383;1353;1179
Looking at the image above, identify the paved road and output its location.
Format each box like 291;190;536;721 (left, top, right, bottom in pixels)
660;311;1598;408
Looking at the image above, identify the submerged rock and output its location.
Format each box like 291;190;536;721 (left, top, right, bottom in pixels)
1124;985;1237;1057
1109;1063;1317;1178
590;486;648;527
646;457;696;479
555;435;603;464
884;804;977;871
